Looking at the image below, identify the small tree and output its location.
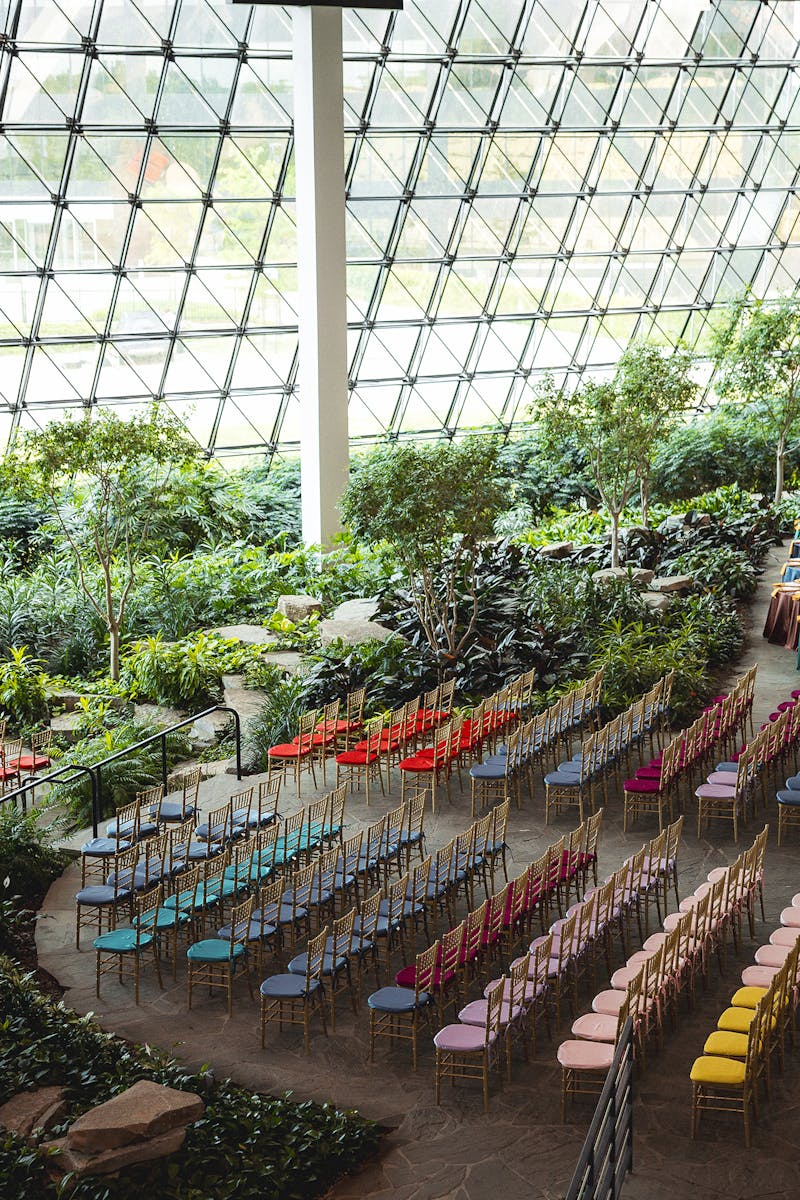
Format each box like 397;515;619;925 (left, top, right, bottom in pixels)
711;294;800;502
531;375;646;568
615;341;697;525
340;437;506;666
4;406;201;680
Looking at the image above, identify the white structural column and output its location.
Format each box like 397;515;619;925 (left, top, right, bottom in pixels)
293;6;350;547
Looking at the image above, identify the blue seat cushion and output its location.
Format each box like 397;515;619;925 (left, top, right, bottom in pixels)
777;790;800;806
187;939;245;962
81;837;129;857
260;974;320;999
181;842;223;862
94;927;153;952
288;951;347;975
217;919;275;941
150;801;196;822
544;771;582;787
367;986;430;1013
76;884;128;905
785;775;800;790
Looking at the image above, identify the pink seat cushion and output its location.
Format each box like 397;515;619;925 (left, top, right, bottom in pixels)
695;784;736;798
770;927;799;947
741;965;779;987
434;1023;496;1052
571;1012;617;1042
609;965;637;990
642;931;668;952
791;893;800;907
556;1039;614;1070
780;906;800;928
484;976;545;1003
706;772;741;786
592;989;626;1015
754;944;792;967
706;867;727;883
458;998;521;1027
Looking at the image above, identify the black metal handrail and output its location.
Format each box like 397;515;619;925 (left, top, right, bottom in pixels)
566;1018;634;1200
1;762;100;827
0;704;242;838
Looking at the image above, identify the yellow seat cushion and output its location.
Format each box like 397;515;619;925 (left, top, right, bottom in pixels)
731;986;768;1009
703;1030;748;1058
690;1055;746;1086
717;1006;755;1034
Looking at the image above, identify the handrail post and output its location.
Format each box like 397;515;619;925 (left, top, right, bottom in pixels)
161;734;168;792
232;709;242;780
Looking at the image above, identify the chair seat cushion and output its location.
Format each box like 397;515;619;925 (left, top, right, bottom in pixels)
703;1030;748;1058
730;986;768;1008
336;750;378;765
571;1012;618;1042
556;1040;614;1070
458;998;521;1027
591;989;626;1016
217;919;275;941
135;907;189;932
288;951;347;976
187;939;245;962
259;974;320;999
367;986;430;1013
433;1023;495;1052
151;801;196;822
741;965;778;987
690;1055;746;1085
755;944;792;967
695;784;736;798
81;837;130;857
93;927;153;952
623;779;661;794
268;743;311;758
717;1006;755;1033
76;885;127;905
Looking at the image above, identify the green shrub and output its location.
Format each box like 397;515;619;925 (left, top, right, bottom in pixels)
243;674;308;772
53;721;192;830
0;647;49;729
0;961;380;1200
659;545;759;601
120;632;256;709
0;809;68;905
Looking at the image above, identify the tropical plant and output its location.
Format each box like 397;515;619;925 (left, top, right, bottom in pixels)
0;807;68;905
341;438;507;667
3;406;202;679
659;545;760;601
711;293;800;501
242;673;309;772
120;631;256;709
0;647;49;728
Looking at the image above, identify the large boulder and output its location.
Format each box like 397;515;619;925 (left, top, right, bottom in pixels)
649;575;694;593
537;541;574;559
591;566;654;589
46;1127;188;1179
642;592;671;615
318;619;397;647
0;1087;66;1138
330;597;380;621
67;1081;204;1152
276;595;323;622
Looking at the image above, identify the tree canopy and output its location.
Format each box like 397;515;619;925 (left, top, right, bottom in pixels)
341;437;506;663
3;405;201;679
711;293;800;502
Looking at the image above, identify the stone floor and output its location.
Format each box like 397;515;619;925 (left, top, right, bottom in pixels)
36;539;800;1200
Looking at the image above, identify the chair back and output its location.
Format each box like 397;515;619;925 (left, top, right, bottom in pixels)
325;783;347;841
330;908;355;959
583;807;604;859
202;801;233;846
139;830;169;885
225;895;255;953
304;926;330;990
430;839;454;896
437;677;455;719
305;797;328;856
345;686;366;728
404;789;427;843
552;911;577;975
136;784;164;816
410;857;431;909
340;830;364;876
168;818;196;872
288;863;316;913
174;864;202;910
295;709;320;746
484;885;508;949
256;776;282;827
363;817;386;868
385;872;410;925
134;883;163;947
256;879;283;937
414;940;440;999
529;932;553;987
356;891;382;942
440;920;465;980
253;825;279;878
463;900;487;969
491;798;511;849
484;977;505;1041
508;952;531;1009
112;800;140;845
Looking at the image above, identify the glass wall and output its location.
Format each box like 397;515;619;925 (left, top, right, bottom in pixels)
1;0;799;457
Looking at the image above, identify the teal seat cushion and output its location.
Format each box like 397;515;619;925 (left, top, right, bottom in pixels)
94;927;153;952
187;939;246;963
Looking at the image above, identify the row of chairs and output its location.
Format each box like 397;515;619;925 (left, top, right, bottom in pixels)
544;672;675;825
697;704;800;842
623;667;764;833
365;813;603;1082
691;913;798;1147
396;673;540;812
0;726;53;793
266;687;368;797
469;669;606;816
557;829;759;1122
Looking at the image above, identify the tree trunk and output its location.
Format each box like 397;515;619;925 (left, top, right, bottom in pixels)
775;437;786;504
640;477;650;528
610;511;620;569
109;624;121;682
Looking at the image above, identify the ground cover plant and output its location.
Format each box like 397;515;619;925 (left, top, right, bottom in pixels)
0;961;380;1200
